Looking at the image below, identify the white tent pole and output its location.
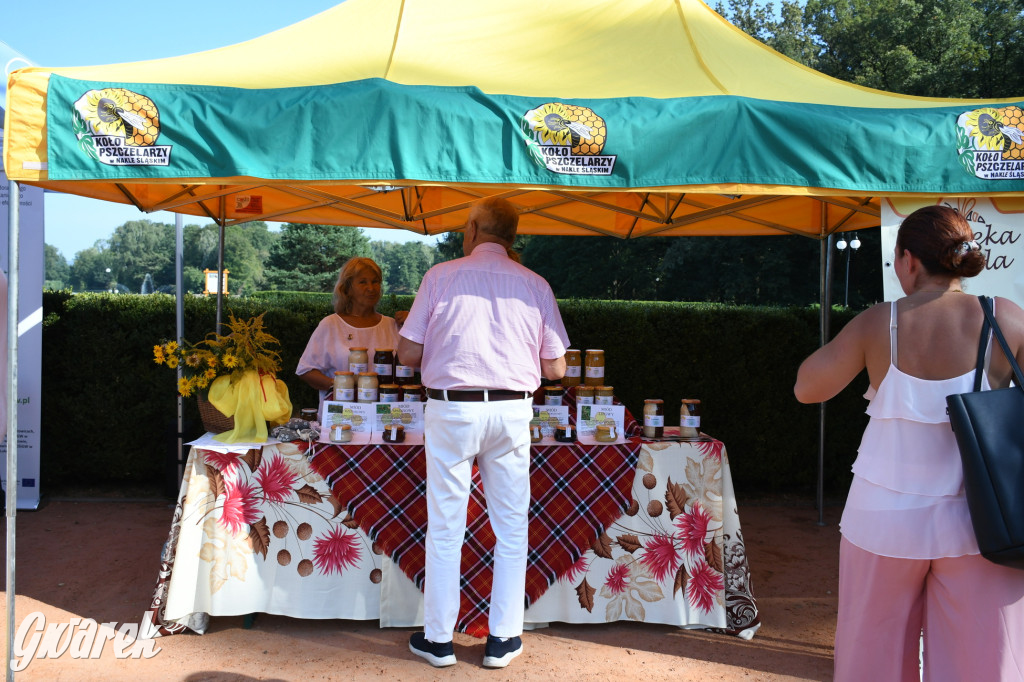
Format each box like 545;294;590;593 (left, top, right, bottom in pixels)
175;213;184;483
6;179;20;681
816;232;836;526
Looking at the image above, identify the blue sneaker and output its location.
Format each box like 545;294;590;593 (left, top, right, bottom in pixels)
483;635;522;668
409;632;456;667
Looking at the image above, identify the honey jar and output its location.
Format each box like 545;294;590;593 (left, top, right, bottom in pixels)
348;347;369;375
330;423;352;443
680;399;702;439
643;399;664;439
594;424;617;442
401;384;424;402
595;386;615;405
394;362;415;385
583;349;605;387
373;349;395;385
562;349;582;387
382;423;406;443
555;424;575;442
300;407;318;423
333;371;355;402
379;384;401;402
544;385;564;406
357;372;378;403
530;424;543;444
576;386;595;405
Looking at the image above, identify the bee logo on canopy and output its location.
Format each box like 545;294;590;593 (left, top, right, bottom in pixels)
71;88;172;167
956;106;1024;180
520;102;617;176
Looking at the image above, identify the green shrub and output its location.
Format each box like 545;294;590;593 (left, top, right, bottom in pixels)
41;292;865;498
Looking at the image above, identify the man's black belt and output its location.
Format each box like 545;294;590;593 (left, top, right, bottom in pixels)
425;388;532;402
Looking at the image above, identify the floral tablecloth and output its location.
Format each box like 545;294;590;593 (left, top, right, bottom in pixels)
141;435;758;640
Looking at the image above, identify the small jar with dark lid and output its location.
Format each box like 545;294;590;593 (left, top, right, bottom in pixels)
382;423;406;443
300;407;318;423
595;386;615;405
379;384;401;403
401;384;424;402
555;423;575;442
544;385;564;406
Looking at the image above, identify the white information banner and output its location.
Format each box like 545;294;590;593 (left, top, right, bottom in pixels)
881;197;1024;307
0;169;44;509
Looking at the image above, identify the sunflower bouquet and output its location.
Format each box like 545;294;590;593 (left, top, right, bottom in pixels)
154;312;291;442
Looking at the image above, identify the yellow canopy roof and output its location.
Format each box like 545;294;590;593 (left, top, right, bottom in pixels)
5;0;1023;238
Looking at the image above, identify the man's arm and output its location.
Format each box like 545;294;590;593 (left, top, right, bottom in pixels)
398;335;424;369
541;355;566;381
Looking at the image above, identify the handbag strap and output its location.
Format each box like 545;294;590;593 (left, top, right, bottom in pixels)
977;295;1024;392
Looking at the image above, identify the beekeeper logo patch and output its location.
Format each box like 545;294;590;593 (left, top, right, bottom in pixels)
520;103;616;175
956;106;1024;180
71;88;172;166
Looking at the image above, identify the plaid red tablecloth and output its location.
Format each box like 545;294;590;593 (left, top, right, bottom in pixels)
311;438;642;637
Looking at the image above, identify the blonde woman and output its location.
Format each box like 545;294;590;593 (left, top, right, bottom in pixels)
297;257;403;407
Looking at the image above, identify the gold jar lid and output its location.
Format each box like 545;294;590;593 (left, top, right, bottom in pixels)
595;424;612;434
596;386;614;394
334;423;352;431
576;386;595;395
545;385;564;392
644;398;663;404
358;371;378;377
403;384;422;390
350;347;368;351
379;383;400;390
681;398;701;405
334;370;354;376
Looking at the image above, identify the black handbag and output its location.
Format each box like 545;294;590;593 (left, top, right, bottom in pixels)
946;295;1024;569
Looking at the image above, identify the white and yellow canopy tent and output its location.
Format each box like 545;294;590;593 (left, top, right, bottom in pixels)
4;0;1024;654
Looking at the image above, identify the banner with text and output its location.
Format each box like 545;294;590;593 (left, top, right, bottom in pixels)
881;197;1024;308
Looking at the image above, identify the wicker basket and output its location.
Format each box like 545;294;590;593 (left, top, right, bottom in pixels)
197;394;234;434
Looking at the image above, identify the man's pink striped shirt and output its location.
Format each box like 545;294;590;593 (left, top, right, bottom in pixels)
399;242;569;391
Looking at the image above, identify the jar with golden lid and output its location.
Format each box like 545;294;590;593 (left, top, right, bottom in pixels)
382;423;406;443
357;372;378;403
680;399;702;439
401;384;424;402
333;371;356;402
594;424;617;442
576;386;595;405
562;349;582;387
595;386;614;405
544;385;564;406
583;349;605;387
348;347;369;375
373;349;395;385
643;399;664;439
379;384;401;403
330;423;352;443
530;423;543;444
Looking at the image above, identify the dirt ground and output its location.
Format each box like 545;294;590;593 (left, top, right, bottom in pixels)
0;492;841;681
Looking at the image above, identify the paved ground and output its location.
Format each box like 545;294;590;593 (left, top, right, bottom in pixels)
0;494;841;681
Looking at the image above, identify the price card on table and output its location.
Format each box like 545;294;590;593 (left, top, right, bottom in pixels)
576;404;627;444
321;401;373;432
531;405;569;442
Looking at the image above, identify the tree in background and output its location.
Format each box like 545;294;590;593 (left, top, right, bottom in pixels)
183;221;275;295
263;223;371;292
44;244;71;290
67;240;119;291
371;240;439;294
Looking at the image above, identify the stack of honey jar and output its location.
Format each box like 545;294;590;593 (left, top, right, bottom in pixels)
333;348;425;404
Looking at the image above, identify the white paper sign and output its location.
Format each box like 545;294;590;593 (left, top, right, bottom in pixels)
372;402;424;434
321;401;374;432
576;404;627;444
531;405;570;440
881;197;1024;306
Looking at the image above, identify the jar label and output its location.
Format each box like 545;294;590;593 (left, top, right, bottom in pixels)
404;394;422;402
396;365;415;378
374;363;392;375
358;387;377;401
564;365;581;377
595;396;614;405
334;388;355;401
585;366;605;378
380;394;399;403
578;396;594;405
544;396;562;406
644;415;664;427
350;362;368;374
682;416;701;427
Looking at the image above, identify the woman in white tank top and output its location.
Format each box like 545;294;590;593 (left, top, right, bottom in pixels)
795;205;1024;682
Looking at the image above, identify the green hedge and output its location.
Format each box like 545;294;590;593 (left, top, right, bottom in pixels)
41;292;866;498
